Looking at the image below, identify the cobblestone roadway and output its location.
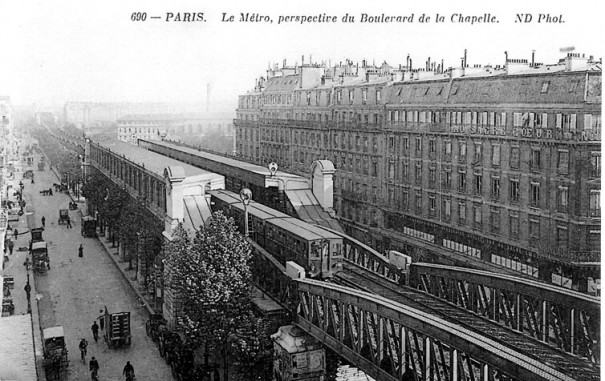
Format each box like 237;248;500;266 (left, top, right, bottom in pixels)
27;159;173;381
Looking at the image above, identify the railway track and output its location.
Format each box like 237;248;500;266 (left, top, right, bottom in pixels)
336;262;600;381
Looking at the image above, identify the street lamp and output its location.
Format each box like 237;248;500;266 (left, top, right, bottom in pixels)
239;188;252;237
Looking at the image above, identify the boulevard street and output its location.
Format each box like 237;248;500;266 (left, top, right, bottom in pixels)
24;156;173;380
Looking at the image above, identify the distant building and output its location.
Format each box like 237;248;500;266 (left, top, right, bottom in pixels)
235;52;601;292
116;112;234;150
63;102;198;129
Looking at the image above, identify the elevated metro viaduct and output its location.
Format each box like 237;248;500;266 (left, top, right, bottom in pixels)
50;127;600;380
138;137;599;294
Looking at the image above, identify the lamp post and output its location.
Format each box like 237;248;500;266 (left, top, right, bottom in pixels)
239;188;252;237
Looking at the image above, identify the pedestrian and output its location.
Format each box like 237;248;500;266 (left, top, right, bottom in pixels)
122;361;135;381
89;356;100;379
8;240;14;255
66;217;72;229
31;178;34;184
13;228;18;239
78;244;83;258
91;321;99;342
98;310;105;330
41;216;46;228
49;188;53;196
24;283;31;303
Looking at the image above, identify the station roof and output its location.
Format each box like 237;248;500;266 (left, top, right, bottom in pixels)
0;315;37;380
182;195;213;233
92;137;219;179
149;140;305;183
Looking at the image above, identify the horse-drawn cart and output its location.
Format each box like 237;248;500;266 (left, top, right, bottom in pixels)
81;216;97;237
31;241;50;273
104;307;131;348
58;209;69;225
43;326;69;380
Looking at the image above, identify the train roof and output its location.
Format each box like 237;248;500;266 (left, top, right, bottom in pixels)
210;189;341;241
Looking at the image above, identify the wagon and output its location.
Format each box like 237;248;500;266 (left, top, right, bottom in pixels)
104;307;131;348
43;326;69;380
81;216;97;237
31;241;50;273
58;209;69;225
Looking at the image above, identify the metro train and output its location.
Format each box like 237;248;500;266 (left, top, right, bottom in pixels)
209;189;343;278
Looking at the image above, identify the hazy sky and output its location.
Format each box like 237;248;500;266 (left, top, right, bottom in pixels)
0;0;602;108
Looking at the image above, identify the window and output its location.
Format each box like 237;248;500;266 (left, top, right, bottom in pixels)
491;144;501;166
415;138;422;156
557;186;569;212
510;179;520;203
429;139;436;157
403;137;410;154
473;204;482;228
530;148;541;171
510;147;520;169
510;213;519;239
529;218;540;239
443;168;451;190
376;89;382;102
348;89;354;104
473;143;482;165
590;152;601;177
429;194;436;216
415;163;422;185
557;150;569;174
429;167;436;188
472;173;482;196
458;141;467;162
530;182;541;208
589;190;600;216
557;226;568;247
403;162;409;180
588;229;600;250
459;202;466;224
458;169;466;193
444;140;452;160
362;88;368;103
491;176;500;200
541;81;550;94
490;208;500;233
415;191;422;214
443;198;451;221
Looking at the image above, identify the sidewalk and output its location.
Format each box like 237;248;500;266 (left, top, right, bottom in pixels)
1;173;47;380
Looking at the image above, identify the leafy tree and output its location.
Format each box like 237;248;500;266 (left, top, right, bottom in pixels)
164;213;272;380
229;313;274;380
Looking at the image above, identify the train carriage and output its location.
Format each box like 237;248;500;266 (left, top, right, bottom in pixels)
209;189;343;278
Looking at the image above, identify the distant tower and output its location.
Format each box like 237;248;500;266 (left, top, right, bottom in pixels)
206;83;212;113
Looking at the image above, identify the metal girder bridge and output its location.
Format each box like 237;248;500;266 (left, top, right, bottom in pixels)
411;263;600;364
296;279;577;381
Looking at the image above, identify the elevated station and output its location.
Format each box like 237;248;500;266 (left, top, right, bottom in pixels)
138;139;343;232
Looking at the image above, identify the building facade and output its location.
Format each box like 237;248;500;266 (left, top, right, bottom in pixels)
116;112;234;150
235;53;601;291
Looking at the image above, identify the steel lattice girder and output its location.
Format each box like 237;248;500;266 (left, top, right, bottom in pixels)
411;263;600;363
297;279;576;381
